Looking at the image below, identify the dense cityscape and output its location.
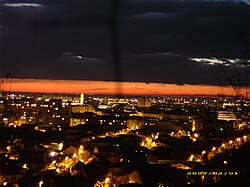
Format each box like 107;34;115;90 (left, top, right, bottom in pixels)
0;92;249;186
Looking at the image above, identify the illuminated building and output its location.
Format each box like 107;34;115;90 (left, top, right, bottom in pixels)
137;97;151;108
217;111;237;121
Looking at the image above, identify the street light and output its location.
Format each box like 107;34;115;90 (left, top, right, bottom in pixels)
56;168;60;174
23;164;29;169
194;133;199;138
6;146;11;151
105;178;110;183
39;180;43;187
50;151;56;157
189;155;194;161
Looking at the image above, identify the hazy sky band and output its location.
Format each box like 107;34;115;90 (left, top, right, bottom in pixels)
2;78;242;98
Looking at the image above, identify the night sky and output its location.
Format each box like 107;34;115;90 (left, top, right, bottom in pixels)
0;0;250;87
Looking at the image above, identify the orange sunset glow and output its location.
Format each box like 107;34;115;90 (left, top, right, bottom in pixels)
1;78;243;97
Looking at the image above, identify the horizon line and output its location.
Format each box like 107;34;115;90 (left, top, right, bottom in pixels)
0;78;248;98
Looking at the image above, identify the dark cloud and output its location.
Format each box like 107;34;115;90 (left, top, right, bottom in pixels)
0;0;250;86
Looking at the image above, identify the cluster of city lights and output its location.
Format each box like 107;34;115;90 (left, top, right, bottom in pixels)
188;135;249;163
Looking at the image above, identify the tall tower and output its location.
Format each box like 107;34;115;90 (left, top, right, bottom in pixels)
80;93;84;105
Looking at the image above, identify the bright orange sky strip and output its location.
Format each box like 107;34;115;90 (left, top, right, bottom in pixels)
1;78;241;97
